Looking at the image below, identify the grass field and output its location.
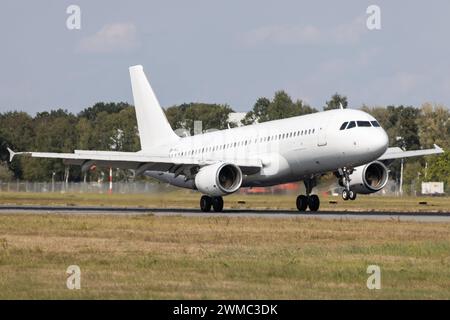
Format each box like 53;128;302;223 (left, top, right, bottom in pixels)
0;191;450;212
0;213;449;299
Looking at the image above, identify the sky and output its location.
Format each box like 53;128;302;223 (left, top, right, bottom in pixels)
1;0;450;114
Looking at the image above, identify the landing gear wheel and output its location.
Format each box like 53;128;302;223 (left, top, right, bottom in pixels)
296;195;308;211
308;195;320;211
212;196;224;212
200;195;212;212
342;189;350;201
349;190;357;201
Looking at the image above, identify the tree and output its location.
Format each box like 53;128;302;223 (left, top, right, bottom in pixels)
78;102;131;121
363;105;421;150
165;103;234;135
270;91;295;120
0;111;39;179
324;93;348;111
76;117;94;150
397;106;421;150
361;104;423;193
417;103;450;149
417;103;450;189
0;162;13;181
102;108;140;151
426;151;450;193
241;97;271;125
242;91;317;125
21;109;79;181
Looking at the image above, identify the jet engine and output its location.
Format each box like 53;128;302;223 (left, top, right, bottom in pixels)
348;161;389;194
195;162;243;196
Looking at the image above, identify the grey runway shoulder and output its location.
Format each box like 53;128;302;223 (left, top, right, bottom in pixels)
0;205;449;222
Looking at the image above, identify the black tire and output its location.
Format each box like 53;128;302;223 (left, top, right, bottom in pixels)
200;195;212;212
212;196;224;212
342;189;349;201
308;194;320;211
296;195;308;211
349;190;357;201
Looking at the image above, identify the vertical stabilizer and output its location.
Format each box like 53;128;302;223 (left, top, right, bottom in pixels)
129;65;179;150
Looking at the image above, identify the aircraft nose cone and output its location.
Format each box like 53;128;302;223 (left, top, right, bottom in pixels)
373;130;389;156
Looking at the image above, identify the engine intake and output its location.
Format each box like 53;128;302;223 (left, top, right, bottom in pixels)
195;162;243;196
349;161;389;194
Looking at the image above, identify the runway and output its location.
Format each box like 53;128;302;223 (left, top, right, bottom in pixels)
0;205;450;222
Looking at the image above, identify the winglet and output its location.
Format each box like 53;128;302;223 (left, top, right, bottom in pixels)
7;147;15;162
433;144;444;153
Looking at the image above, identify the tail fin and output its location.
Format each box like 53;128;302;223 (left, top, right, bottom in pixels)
7;147;15;162
129;65;179;150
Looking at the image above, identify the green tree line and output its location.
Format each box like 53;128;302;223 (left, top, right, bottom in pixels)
0;92;449;193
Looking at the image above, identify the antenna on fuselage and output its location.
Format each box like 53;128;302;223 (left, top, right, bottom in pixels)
339;102;344;110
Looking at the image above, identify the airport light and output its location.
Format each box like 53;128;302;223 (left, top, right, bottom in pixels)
396;136;405;196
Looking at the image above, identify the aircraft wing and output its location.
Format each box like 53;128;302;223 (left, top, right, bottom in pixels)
7;148;262;175
377;144;444;161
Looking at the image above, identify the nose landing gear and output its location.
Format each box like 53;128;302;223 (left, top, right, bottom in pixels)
338;167;357;201
342;189;356;201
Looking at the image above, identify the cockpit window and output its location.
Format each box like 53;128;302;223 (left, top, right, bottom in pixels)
347;121;356;129
357;121;371;127
371;121;380;127
340;122;348;130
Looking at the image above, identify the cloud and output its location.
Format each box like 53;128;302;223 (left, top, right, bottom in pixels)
393;72;424;94
241;24;321;46
330;16;366;45
78;23;139;53
241;16;366;46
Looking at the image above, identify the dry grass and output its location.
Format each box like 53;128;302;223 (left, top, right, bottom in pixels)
0;191;449;212
0;213;449;299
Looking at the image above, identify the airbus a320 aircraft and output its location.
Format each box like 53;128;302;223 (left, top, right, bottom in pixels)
8;65;444;212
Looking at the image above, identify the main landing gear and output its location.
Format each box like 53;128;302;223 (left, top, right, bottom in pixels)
200;195;224;212
296;178;320;212
338;167;357;201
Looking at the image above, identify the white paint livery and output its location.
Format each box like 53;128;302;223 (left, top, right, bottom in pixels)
8;65;444;212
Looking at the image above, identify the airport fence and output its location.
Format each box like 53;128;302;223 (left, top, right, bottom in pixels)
0;181;177;194
0;179;445;196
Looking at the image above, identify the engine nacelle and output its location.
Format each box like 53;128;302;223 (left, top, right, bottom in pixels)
349;161;389;194
195;162;243;196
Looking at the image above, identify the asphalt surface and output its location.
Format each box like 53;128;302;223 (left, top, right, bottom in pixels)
0;205;449;222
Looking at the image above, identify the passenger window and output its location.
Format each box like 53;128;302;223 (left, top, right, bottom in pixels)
347;121;356;129
340;122;348;130
371;121;380;127
357;121;371;127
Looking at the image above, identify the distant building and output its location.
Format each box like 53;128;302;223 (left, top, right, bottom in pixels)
421;182;444;195
228;112;247;127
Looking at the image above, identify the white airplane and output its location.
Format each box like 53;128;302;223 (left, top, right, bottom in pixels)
8;65;444;212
